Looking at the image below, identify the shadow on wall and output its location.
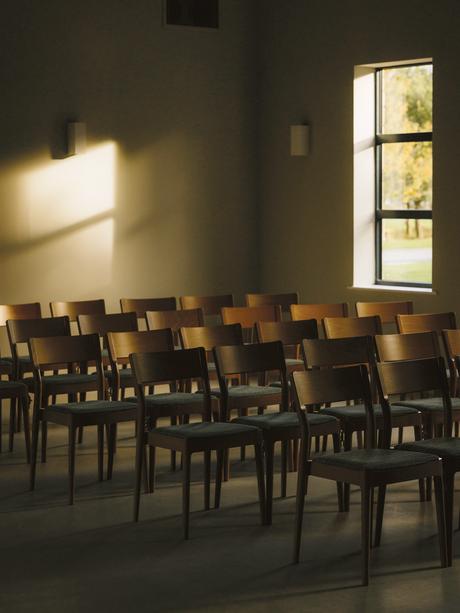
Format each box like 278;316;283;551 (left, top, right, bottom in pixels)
0;142;117;300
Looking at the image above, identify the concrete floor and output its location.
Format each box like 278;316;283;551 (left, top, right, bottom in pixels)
1;421;460;613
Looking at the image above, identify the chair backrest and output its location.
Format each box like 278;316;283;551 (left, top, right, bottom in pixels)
50;299;106;321
292;365;375;445
29;333;105;395
323;315;383;339
120;297;176;318
179;294;234;317
301;336;375;369
256;319;318;360
180;323;243;352
146;308;204;335
221;305;282;342
290;302;348;324
396;312;457;334
130;347;212;420
107;329;175;365
356;300;413;324
246;292;299;313
7;316;71;365
77;312;138;336
0;302;42;326
376;357;452;438
375;331;441;362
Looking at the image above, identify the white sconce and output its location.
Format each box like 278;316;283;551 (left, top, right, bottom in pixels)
290;124;310;156
67;122;87;155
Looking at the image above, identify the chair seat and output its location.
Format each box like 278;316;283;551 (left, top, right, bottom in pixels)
398;437;460;459
0;380;28;397
23;373;98;388
393;397;460;413
285;358;303;367
46;400;136;414
211;385;282;398
322;403;419;422
150;421;259;439
232;411;336;431
314;448;440;471
105;368;133;381
125;392;212;406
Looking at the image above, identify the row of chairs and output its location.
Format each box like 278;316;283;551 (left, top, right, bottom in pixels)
16;328;460;586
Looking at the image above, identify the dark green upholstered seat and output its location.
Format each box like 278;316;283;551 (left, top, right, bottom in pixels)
314;448;440;471
393;397;460;413
0;380;28;396
211;385;282;398
46;400;136;414
232;411;336;430
151;421;258;439
105;368;133;381
398;437;460;458
285;358;303;367
125;392;210;406
322;403;419;422
269;380;291;389
23;373;97;388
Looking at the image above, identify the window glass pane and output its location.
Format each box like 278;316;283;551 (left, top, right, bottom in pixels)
381;219;432;284
381;65;432;134
381;141;432;210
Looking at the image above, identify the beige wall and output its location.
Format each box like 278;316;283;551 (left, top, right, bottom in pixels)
0;0;259;315
258;0;460;314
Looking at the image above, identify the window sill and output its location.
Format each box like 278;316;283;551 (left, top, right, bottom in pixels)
348;284;437;295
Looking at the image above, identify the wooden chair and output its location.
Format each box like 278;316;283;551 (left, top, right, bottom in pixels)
221;305;282;343
214;341;341;524
356;300;413;324
146;308;203;347
375;332;460;440
246;292;298;318
323;314;383;339
50;299;106;321
77;312;138;398
377;356;454;565
7;316;72;458
256;319;318;375
179;294;233;323
0;380;30;459
29;334;137;503
396;312;457;335
120;297;176;328
130;347;266;538
302;336;424;506
290;303;348;328
291;364;447;585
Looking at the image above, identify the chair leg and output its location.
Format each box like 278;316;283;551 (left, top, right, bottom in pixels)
97;425;104;482
397;426;404;445
182;452;191;539
204;450;211;510
414;426;426;502
22;396;31;464
280;440;288;498
254;443;266;525
332;432;343;512
361;485;372;586
107;424;115;480
0;403;2;453
374;485;386;547
443;471;454;567
41;420;47;463
265;442;275;525
215;449;224;508
293;441;309;563
77;426;84;444
321;435;328;452
29;406;40;490
223;448;230;482
148;446;156;493
343;429;352;511
68;425;77;505
433;475;449;568
8;401;16;452
455;422;459;437
133;438;144;522
170;417;177;470
292;438;299;471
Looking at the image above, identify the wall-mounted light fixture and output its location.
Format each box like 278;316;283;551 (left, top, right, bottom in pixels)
67;122;87;156
290;124;310;156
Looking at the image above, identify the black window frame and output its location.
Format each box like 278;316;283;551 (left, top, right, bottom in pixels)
374;62;433;288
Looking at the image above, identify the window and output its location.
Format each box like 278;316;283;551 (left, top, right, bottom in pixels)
375;64;433;287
